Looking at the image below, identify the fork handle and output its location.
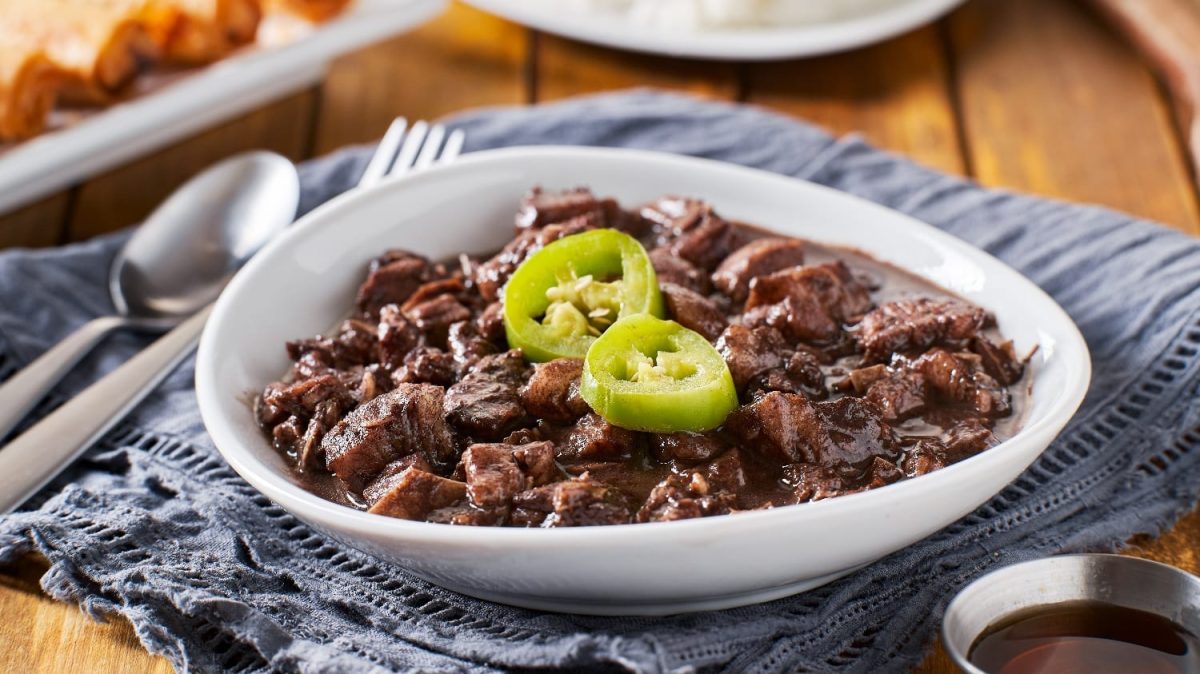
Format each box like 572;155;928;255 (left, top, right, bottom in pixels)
0;306;210;514
0;315;129;442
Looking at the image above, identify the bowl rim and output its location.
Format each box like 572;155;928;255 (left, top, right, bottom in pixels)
195;144;1092;546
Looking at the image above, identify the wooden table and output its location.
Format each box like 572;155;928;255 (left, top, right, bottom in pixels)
2;1;1199;671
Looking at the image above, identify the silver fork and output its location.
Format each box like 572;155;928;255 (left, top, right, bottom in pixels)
359;118;465;189
0;122;466;514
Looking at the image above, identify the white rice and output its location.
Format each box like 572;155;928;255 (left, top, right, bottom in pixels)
557;0;906;30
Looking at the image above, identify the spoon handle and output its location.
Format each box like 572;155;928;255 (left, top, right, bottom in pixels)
0;315;129;441
0;306;211;514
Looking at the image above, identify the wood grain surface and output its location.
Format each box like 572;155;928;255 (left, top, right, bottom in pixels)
1;0;1198;672
744;25;965;175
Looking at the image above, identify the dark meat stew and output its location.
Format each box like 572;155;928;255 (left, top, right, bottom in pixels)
254;187;1029;527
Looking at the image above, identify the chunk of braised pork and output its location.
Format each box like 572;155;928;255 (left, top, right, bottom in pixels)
502;425;545;446
475;301;507;346
265;402;342;470
295;400;344;471
846;363;928;422
936;418;996;462
697;449;748;493
519;358;588;422
716;324;825;398
649;248;710;295
294;358;338;386
444;350;530;440
474;216;597;302
914;348;1010;417
650;431;727;465
670;217;746;272
716;324;789;393
355;250;439;318
901;445;945;479
783;463;846;502
640;196;711;234
461;441;561;516
376;304;421;369
447;320;499;373
462;443;524;511
322;384;457;492
743;262;873;343
270;415;304;455
512;440;561;486
515;187;619;230
856;298;989;363
660;282;728;341
712;237;806;304
636;473;737;523
641;197;746;271
255;383;290;428
559;412;639;461
403;294;471;348
510;477;632;527
971;335;1025;386
366;467;467;521
751;350;826;399
425;505;500;526
727;392;822;465
398;275;468;311
315;364;387;407
727;392;895;469
263;374;353;420
864;456;904;489
902;419;996;477
362;454;434;504
390;346;456;387
286;319;376;371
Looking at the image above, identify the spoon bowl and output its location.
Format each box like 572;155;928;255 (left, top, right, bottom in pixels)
111;152;300;320
0;151;299;440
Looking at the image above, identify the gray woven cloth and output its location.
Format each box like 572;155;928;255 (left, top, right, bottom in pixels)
2;90;1200;674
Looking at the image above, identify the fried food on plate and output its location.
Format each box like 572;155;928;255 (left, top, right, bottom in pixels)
0;0;160;104
265;0;353;23
0;0;354;143
148;0;263;64
0;47;64;141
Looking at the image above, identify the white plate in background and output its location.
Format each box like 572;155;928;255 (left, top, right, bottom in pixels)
0;0;445;215
464;0;964;60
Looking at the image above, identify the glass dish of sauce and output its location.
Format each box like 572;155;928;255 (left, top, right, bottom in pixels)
968;601;1200;674
943;555;1200;674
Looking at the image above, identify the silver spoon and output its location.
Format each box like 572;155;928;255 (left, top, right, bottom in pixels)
0;152;298;513
0;151;299;441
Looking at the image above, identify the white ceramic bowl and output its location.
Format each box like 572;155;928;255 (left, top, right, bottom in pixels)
196;147;1091;615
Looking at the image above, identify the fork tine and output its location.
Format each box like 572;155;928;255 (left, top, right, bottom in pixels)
413;124;446;171
439;129;465;164
358;117;407;189
389;120;429;178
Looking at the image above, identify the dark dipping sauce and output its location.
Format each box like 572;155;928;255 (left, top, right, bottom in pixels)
969;601;1200;674
252;187;1031;527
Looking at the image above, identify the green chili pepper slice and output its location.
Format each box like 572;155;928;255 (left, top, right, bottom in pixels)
580;314;738;433
503;229;664;362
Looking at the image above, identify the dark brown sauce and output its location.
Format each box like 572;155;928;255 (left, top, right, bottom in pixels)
969;601;1200;674
288;233;1032;512
268;213;1033;522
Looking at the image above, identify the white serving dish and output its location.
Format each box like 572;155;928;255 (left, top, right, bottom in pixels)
463;0;964;61
195;146;1091;616
0;0;445;215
